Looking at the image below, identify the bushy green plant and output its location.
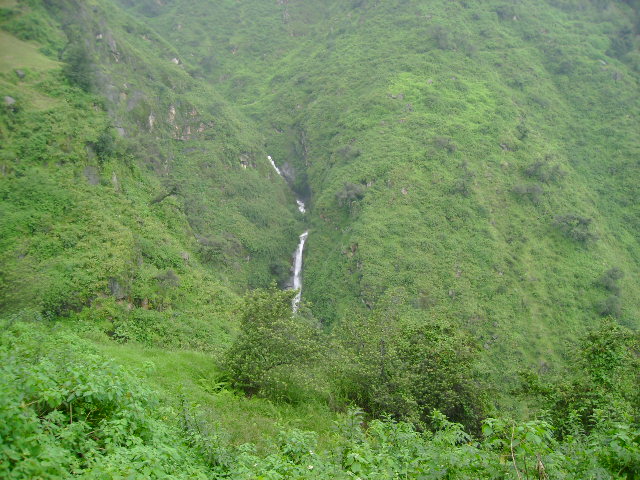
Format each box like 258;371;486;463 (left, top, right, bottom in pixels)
0;320;212;479
518;320;639;438
553;213;598;243
225;286;322;399
331;292;487;432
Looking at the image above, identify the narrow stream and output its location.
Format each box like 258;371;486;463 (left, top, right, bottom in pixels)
267;155;308;312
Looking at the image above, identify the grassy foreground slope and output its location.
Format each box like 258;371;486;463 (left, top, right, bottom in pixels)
125;0;640;379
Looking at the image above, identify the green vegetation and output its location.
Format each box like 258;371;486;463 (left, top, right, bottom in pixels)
3;316;639;478
1;0;639;477
137;0;640;380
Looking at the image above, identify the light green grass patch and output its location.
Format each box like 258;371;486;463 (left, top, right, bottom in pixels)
0;30;59;73
93;339;338;451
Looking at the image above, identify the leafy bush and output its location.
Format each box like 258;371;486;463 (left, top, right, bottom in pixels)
518;320;639;437
599;267;624;294
225;286;322;399
92;128;117;163
433;136;458;153
553;214;597;243
332;295;487;432
0;320;212;479
62;41;93;91
513;183;543;204
523;160;565;183
598;294;622;317
335;182;365;208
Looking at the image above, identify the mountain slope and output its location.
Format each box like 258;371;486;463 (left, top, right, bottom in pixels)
1;1;640;478
118;0;640;380
0;0;302;348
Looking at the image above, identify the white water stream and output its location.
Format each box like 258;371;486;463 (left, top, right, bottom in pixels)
267;155;307;312
292;231;309;311
267;155;282;176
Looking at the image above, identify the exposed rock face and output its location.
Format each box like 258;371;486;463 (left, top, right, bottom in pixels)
108;278;127;299
83;166;100;185
240;153;255;169
106;33;120;62
111;172;120;191
103;84;119;103
281;161;296;182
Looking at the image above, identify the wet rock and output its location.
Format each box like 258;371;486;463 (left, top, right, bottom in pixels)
108;278;126;299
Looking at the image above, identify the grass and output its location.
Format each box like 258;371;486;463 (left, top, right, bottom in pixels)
0;30;58;73
91;333;339;451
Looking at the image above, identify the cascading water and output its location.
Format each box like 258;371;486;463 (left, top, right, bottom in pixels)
267;155;308;311
267;155;282;176
291;230;308;312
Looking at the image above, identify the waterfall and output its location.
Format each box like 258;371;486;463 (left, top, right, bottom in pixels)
267;155;308;311
292;230;308;312
267;155;282;176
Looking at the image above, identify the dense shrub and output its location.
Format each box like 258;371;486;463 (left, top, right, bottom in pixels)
599;267;624;294
598;294;622;317
224;286;322;399
335;182;365;207
523;160;565;183
553;213;597;243
0;320;212;479
512;183;543;203
331;293;487;433
62;41;93;91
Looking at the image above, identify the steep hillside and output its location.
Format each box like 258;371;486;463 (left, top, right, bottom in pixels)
119;0;640;379
0;0;302;348
1;1;640;478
